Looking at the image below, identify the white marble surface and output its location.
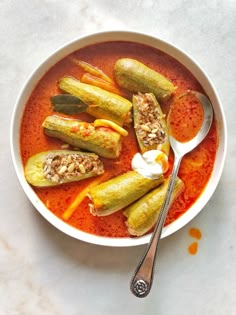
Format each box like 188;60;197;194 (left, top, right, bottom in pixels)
1;0;235;314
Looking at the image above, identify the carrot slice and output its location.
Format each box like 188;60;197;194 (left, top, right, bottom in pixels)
72;59;114;83
81;72;124;96
62;173;110;220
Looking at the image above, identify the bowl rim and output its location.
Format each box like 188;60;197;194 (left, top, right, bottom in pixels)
10;30;227;247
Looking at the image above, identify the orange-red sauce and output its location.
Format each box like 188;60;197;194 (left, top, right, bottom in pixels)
189;227;202;240
20;41;218;237
188;242;198;255
168;94;204;142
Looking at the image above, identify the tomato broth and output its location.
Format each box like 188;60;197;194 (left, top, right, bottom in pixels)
20;41;218;237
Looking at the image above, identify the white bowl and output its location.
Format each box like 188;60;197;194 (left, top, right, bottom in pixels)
10;31;227;247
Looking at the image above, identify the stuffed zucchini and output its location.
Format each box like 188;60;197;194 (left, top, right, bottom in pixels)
25;150;104;187
124;177;184;236
114;58;175;102
133;92;170;155
88;171;164;216
59;76;132;126
42;115;122;159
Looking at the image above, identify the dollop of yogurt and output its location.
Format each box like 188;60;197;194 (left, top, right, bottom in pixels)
132;150;169;179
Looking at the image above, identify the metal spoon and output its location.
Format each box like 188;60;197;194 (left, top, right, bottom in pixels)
130;91;213;298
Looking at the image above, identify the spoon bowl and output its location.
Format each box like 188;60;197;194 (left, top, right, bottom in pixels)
170;91;214;156
130;91;214;298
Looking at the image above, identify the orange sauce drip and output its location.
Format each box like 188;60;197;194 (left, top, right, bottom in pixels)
189;227;202;240
188;242;198;255
20;41;218;237
168;94;204;142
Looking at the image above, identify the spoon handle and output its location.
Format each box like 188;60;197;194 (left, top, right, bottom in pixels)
130;154;182;298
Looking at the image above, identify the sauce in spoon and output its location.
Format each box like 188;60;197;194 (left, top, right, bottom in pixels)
168;93;204;142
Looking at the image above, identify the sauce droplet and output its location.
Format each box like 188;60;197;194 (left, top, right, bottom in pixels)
188;242;198;255
189;227;202;240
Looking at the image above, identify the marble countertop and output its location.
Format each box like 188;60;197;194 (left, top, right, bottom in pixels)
1;1;235;314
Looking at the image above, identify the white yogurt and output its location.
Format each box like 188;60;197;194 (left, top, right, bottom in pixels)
132;150;169;179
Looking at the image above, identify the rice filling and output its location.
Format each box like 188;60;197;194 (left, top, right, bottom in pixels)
43;153;104;183
134;92;166;147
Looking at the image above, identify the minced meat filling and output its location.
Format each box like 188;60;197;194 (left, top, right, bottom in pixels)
134;93;166;147
43;153;104;183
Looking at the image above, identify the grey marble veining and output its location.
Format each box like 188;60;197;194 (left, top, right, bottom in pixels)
1;0;235;314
